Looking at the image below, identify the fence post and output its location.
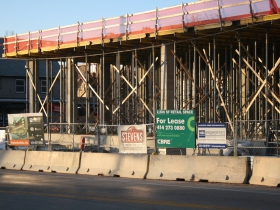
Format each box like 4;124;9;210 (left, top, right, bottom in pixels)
97;125;100;152
48;123;52;151
234;120;237;156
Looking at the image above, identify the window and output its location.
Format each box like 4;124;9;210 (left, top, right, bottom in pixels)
15;79;25;93
41;80;47;93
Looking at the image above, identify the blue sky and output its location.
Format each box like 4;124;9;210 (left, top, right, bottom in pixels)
0;0;197;37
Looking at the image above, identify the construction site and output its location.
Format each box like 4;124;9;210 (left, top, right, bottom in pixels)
2;0;280;153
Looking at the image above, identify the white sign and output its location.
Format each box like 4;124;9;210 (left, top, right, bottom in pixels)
118;125;147;154
0;130;6;150
197;123;227;149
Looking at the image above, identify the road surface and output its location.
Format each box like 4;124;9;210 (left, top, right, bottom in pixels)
0;170;279;210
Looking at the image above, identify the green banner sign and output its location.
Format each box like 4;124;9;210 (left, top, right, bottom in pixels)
156;110;195;148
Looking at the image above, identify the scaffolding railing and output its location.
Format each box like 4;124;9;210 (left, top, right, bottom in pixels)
3;0;279;56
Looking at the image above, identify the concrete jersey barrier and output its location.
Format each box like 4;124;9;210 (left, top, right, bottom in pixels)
0;150;26;170
50;152;81;174
22;151;80;174
22;151;52;172
78;153;149;179
249;156;280;187
147;155;251;184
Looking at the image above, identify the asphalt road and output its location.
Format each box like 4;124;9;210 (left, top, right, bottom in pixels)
0;169;279;210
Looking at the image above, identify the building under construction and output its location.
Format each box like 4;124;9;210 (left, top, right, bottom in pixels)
2;0;280;141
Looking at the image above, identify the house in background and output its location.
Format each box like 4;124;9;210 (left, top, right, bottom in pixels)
0;37;61;127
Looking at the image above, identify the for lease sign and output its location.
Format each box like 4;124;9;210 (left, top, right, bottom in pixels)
156;110;195;148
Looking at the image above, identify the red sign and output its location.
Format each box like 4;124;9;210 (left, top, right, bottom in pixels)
53;104;60;112
121;126;143;143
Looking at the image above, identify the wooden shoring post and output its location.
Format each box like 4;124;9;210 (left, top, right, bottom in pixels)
115;50;121;124
75;64;109;111
235;50;280;112
135;55;153;81
103;78;116;116
194;65;225;109
265;27;269;134
235;36;268;78
112;57;158;114
101;50;105;125
140;91;161;116
39;68;62;113
238;32;242;121
135;55;160;113
46;60;49;133
213;36;217;122
152;43;156;121
134;55;154;118
182;70;224;110
242;57;280;113
203;49;234;132
78;79;97;103
171;50;203;94
26;68;47;117
241;68;280;115
50;61;53;124
135;53;161;103
182;97;194;110
189;40;226;109
85;54;89;132
254;34;258;128
59;59;65;126
193;41;197;110
174;41;177;109
195;87;214;108
175;59;184;76
195;66;224;109
25;61;29;112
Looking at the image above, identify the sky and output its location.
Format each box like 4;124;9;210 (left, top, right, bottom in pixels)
0;0;198;37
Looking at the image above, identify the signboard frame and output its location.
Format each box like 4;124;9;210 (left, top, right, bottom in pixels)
155;110;195;148
118;125;147;154
197;123;227;149
8;113;45;147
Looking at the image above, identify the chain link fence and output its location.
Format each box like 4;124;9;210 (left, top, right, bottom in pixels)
229;119;280;157
195;120;280;157
96;124;155;154
46;122;98;151
0;127;7;150
3;120;280;157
